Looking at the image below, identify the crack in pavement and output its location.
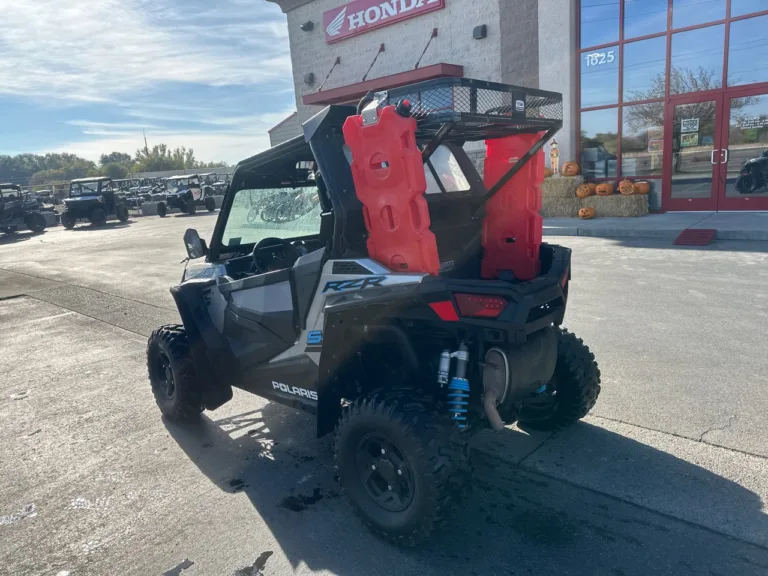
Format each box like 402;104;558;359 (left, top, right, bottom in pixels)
700;414;739;442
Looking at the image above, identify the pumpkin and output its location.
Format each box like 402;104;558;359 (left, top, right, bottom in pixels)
587;182;597;194
618;179;636;195
595;182;614;196
578;207;595;219
561;162;580;177
544;167;553;178
634;181;650;195
576;183;593;199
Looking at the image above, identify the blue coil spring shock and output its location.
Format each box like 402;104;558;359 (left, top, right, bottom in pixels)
447;377;470;429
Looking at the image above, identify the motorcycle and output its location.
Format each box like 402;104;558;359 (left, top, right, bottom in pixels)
735;149;768;194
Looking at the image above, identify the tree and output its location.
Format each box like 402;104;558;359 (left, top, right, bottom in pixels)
100;152;133;167
133;144;198;172
100;163;130;180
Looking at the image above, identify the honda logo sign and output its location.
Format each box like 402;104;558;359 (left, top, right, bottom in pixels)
323;0;445;44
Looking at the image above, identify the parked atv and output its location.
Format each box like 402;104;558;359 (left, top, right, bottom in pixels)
156;175;216;217
147;78;600;547
0;183;47;235
60;177;129;229
735;149;768;194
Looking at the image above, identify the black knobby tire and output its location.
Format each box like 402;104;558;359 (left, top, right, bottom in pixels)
90;207;107;226
204;196;216;212
186;199;197;215
60;212;76;229
735;174;757;194
157;202;167;218
116;204;129;222
518;328;601;430
25;213;46;234
146;324;203;422
334;390;471;547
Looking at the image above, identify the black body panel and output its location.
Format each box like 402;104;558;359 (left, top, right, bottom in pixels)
235;354;319;415
290;248;325;330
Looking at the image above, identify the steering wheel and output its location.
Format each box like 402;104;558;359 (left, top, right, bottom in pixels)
252;237;302;273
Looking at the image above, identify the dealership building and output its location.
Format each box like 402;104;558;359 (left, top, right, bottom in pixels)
268;0;768;212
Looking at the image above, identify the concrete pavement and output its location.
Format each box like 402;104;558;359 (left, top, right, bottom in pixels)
1;216;767;575
545;211;768;241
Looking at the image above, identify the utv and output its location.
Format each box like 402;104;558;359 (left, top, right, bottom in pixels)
156;174;216;217
147;78;600;546
0;183;47;234
60;177;130;229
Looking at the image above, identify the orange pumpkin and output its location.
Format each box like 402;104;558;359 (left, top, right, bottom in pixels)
561;162;580;177
544;167;553;178
576;184;593;199
595;182;614;196
618;179;636;195
578;207;595;219
587;182;597;194
634;181;650;195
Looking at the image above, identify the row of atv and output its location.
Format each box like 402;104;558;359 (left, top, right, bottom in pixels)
0;183;52;235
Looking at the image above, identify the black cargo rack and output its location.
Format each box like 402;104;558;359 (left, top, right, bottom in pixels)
383;77;563;142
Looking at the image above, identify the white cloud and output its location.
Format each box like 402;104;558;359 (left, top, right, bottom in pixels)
0;0;292;101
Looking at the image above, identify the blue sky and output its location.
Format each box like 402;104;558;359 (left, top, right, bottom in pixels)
0;0;295;164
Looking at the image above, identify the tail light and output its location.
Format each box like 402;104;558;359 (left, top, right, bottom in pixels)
454;294;507;318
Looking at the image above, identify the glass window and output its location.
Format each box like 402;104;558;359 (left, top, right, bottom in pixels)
725;93;768;197
728;15;768;87
425;145;470;194
731;0;768;17
581;0;619;48
670;100;718;199
623;36;667;102
672;0;726;29
624;0;668;39
222;187;321;247
622;103;665;176
581;45;619;107
580;108;619;178
670;25;725;94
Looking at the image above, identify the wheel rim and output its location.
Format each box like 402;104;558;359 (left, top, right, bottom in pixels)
154;351;175;399
519;379;559;421
355;433;415;513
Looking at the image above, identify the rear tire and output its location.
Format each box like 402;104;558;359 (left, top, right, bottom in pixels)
24;213;46;234
116;204;129;222
186;199;197;215
146;325;203;422
736;174;757;194
205;196;216;212
60;212;76;229
157;202;167;218
90;207;107;226
518;328;601;430
334;390;471;547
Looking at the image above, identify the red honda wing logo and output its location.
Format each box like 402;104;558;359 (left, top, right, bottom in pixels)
323;0;445;44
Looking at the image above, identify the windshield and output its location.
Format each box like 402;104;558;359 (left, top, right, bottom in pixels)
221;186;321;249
70;182;102;196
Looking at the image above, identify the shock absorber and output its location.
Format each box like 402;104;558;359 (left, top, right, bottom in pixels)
446;342;470;429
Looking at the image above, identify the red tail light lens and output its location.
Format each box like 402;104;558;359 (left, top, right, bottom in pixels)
454;294;507;318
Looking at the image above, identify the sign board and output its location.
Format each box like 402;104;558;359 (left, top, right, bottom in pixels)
647;139;663;153
680;118;699;133
324;0;445;44
735;116;768;130
680;132;699;148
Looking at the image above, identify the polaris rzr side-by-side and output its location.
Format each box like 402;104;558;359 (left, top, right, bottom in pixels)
147;78;601;546
0;183;47;235
156;174;217;217
60;177;130;229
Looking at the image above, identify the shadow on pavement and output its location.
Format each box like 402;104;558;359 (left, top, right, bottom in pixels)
165;404;768;576
69;221;132;231
0;231;40;245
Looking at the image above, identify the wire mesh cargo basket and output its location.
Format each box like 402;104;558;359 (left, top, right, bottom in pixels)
384;78;563;141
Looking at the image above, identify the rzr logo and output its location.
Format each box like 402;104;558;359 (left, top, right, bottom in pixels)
272;381;318;401
323;276;385;293
326;7;346;36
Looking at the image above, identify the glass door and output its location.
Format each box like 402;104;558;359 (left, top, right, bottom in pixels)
663;93;725;211
718;86;768;210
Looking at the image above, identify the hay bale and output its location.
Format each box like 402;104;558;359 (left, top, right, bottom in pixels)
542;175;584;199
580;194;649;217
541;197;582;218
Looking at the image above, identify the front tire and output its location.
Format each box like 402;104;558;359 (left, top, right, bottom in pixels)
186;199;197;215
334;390;471;547
146;325;203;422
90;207;107;226
157;202;167;218
116;204;129;222
24;213;46;234
204;196;216;212
518;328;601;430
60;212;76;229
